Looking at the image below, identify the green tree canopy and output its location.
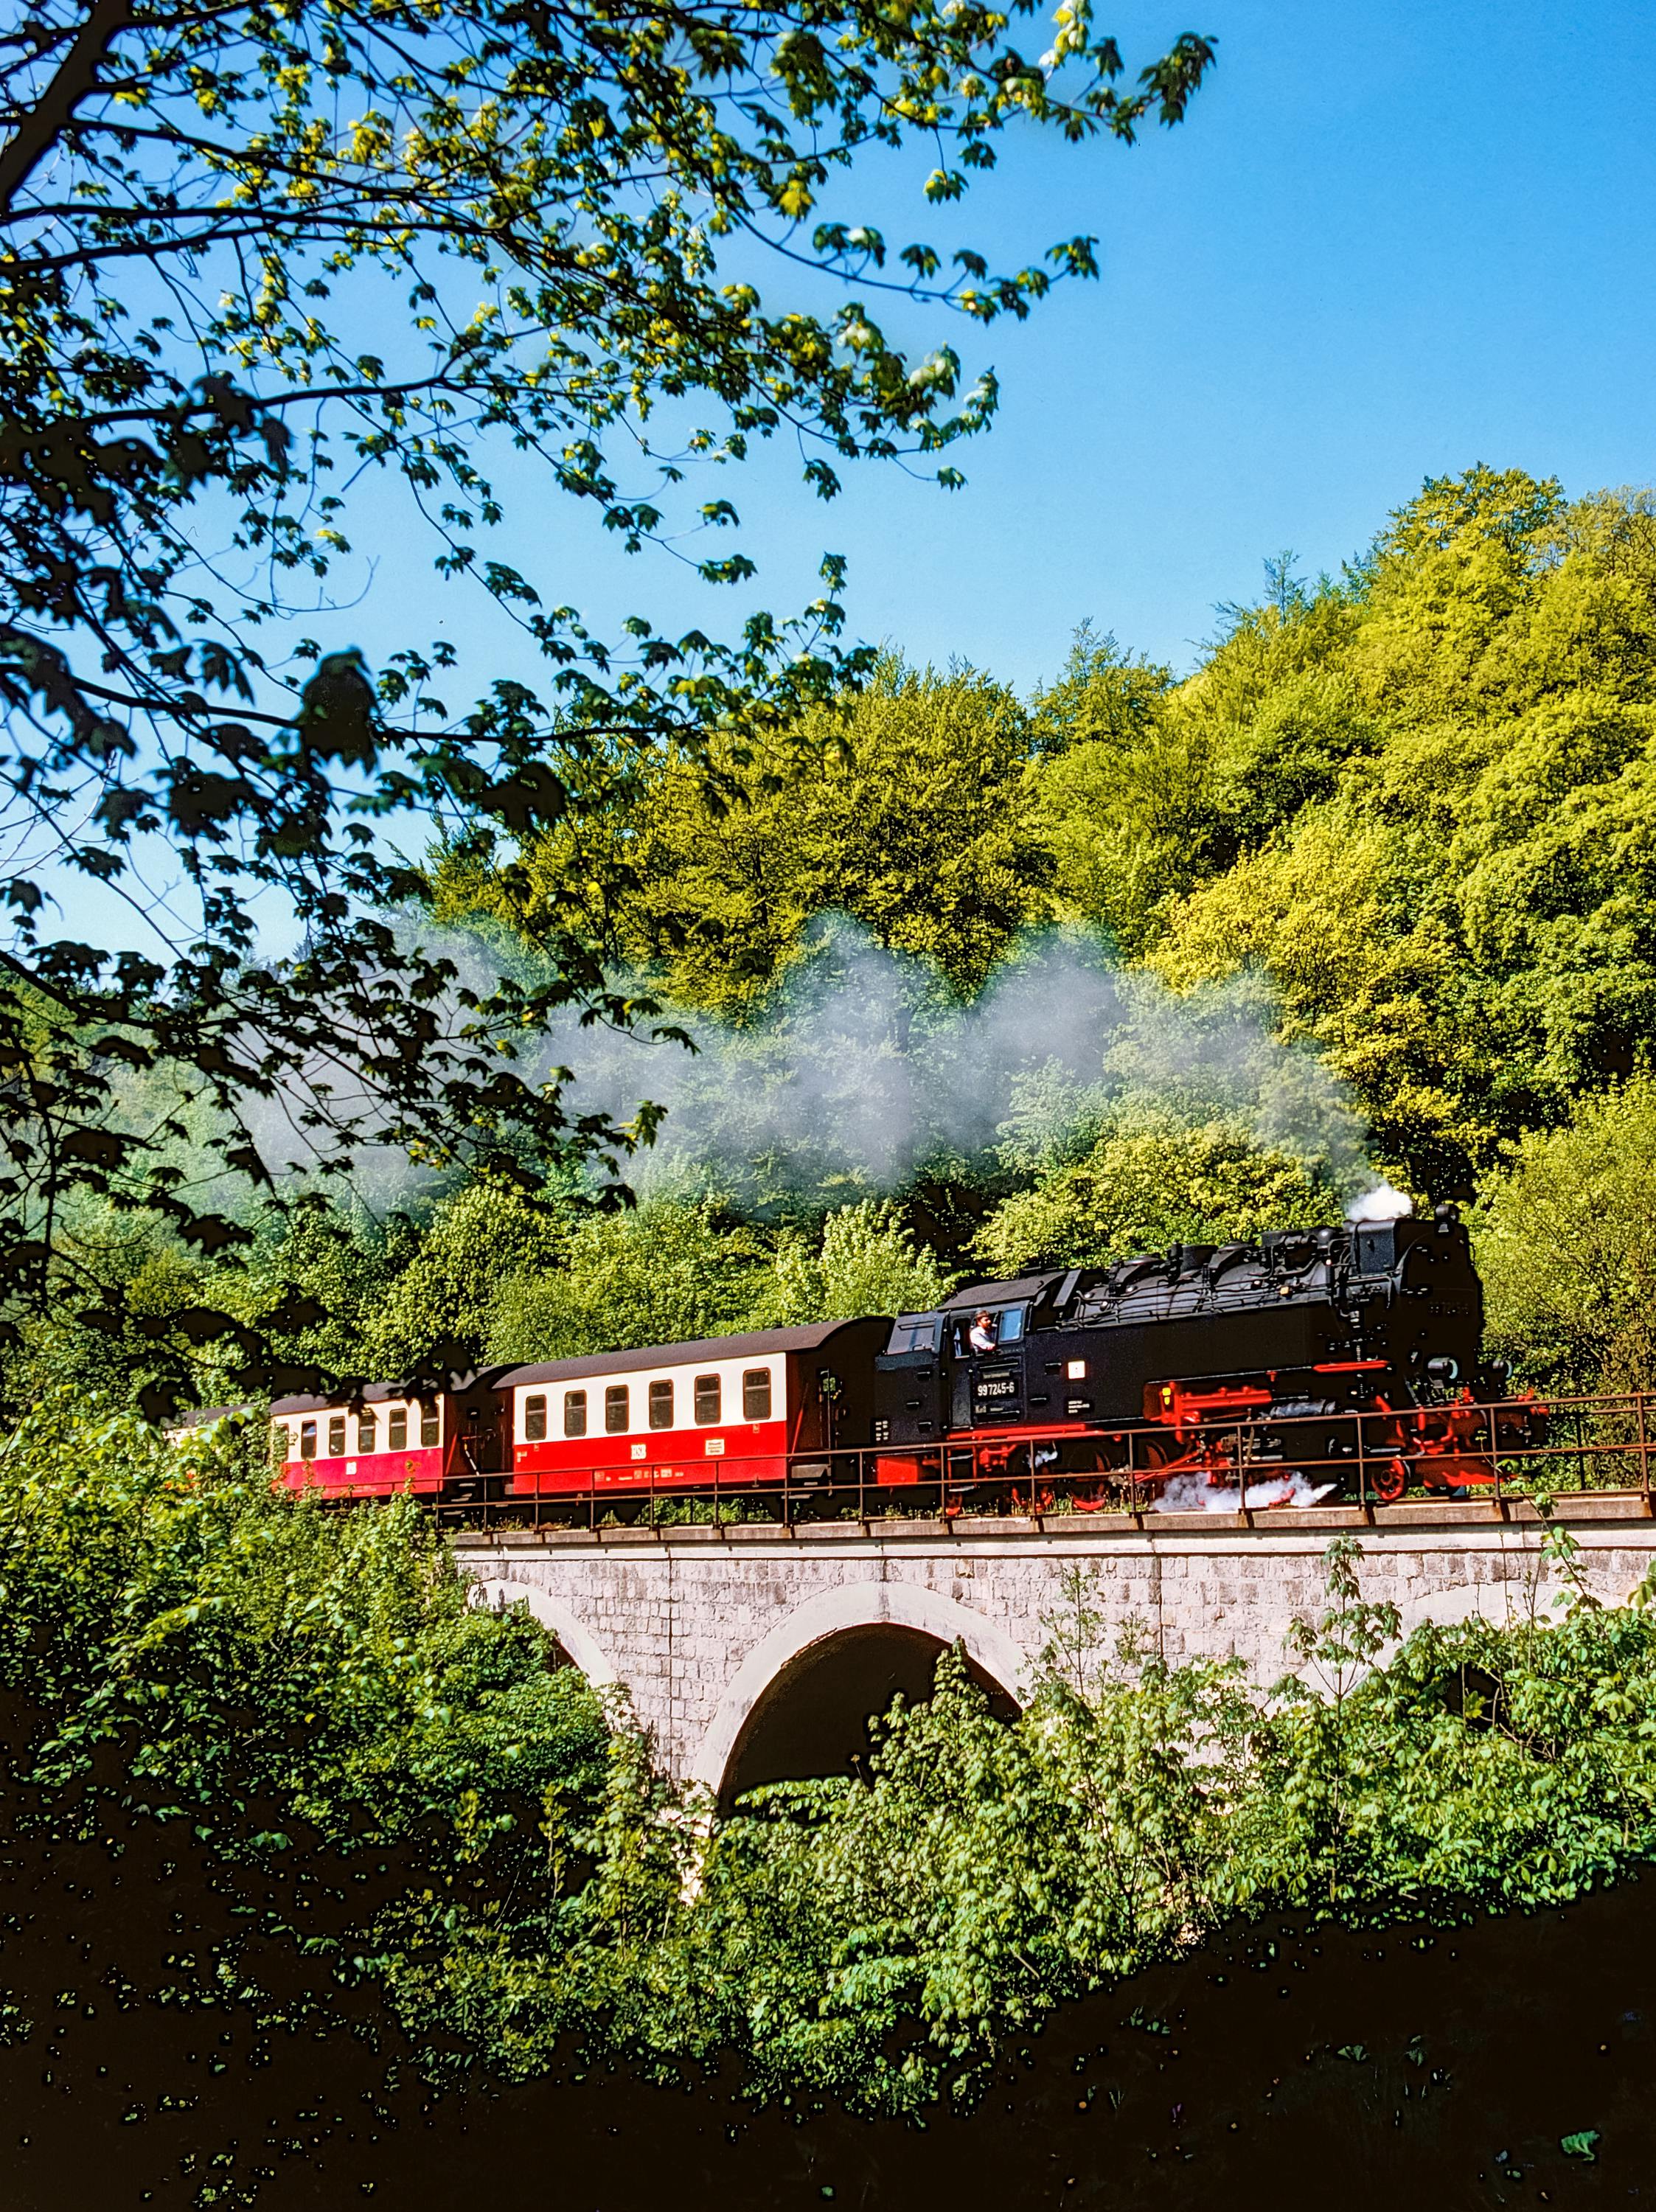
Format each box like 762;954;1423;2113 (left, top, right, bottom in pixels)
768;1198;960;1321
1143;473;1656;1186
1473;1078;1656;1395
487;1195;776;1361
440;659;1054;1010
975;1110;1335;1276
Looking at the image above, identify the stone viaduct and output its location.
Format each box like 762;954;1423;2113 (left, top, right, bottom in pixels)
453;1496;1656;1805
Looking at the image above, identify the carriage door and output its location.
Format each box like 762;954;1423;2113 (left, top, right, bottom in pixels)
463;1398;503;1473
949;1306;1027;1429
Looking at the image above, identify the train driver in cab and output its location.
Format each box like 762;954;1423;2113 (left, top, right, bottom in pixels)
968;1310;998;1356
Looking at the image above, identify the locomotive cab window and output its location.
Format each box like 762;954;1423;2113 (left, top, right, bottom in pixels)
299;1419;317;1461
523;1394;547;1442
327;1415;347;1457
648;1379;674;1430
420;1405;439;1448
388;1408;407;1451
564;1389;588;1438
742;1368;772;1422
357;1408;377;1454
887;1315;940;1355
605;1385;630;1433
694;1374;721;1425
951;1307;1026;1358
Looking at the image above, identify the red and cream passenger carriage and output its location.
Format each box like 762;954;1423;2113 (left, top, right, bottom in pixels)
271;1372;507;1498
503;1318;887;1502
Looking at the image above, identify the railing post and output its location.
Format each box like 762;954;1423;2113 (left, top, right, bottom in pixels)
1356;1409;1368;1518
1641;1392;1652;1514
1578;1399;1589;1499
1487;1401;1502;1516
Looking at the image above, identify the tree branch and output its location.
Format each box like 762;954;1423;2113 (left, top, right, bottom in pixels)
0;0;135;220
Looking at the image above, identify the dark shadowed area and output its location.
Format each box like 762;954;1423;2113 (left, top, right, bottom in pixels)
2;1787;1652;2211
720;1625;1023;1812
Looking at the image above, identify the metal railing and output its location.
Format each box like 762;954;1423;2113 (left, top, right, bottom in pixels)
419;1391;1656;1537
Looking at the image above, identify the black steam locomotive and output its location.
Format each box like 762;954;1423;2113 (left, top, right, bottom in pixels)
270;1203;1538;1513
868;1204;1529;1506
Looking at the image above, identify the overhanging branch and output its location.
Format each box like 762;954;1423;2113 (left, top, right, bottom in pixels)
0;0;135;220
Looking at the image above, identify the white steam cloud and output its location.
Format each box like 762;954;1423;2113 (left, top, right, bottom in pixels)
506;917;1374;1209
1152;1472;1338;1513
1346;1180;1413;1224
226;914;1383;1215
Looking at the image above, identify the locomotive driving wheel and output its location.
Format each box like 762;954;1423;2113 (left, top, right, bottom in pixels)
1368;1458;1409;1505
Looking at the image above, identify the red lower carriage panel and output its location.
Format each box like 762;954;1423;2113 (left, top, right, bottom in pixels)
280;1447;445;1498
510;1419;791;1497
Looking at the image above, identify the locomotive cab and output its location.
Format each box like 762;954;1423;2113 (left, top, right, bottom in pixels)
873;1276;1054;1448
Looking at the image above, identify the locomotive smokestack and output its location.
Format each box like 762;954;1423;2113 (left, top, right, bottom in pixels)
1346;1181;1413;1224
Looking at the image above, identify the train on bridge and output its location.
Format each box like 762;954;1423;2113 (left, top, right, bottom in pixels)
268;1203;1545;1517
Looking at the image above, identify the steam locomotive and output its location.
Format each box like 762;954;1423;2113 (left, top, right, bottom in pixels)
267;1203;1539;1513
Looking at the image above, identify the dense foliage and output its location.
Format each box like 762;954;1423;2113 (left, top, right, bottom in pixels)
439;659;1054;1009
15;1416;1656;2137
0;1403;610;1945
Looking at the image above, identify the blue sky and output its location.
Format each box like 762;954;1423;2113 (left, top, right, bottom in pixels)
850;0;1656;685
334;0;1656;698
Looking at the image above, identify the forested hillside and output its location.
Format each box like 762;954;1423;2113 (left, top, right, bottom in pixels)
21;465;1656;1414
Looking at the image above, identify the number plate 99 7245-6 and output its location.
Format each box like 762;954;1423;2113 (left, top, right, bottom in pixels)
974;1367;1019;1402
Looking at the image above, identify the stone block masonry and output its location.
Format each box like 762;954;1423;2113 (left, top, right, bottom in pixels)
451;1498;1656;1795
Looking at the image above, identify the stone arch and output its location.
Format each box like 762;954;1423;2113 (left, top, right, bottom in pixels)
467;1575;619;1688
690;1579;1031;1804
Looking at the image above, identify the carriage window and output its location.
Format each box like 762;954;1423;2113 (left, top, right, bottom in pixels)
420;1405;439;1448
648;1379;674;1430
299;1419;317;1461
274;1422;293;1462
327;1415;347;1457
742;1368;772;1422
694;1374;720;1425
388;1408;407;1451
523;1394;547;1442
605;1385;630;1433
887;1316;940;1355
564;1389;588;1438
357;1408;377;1454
